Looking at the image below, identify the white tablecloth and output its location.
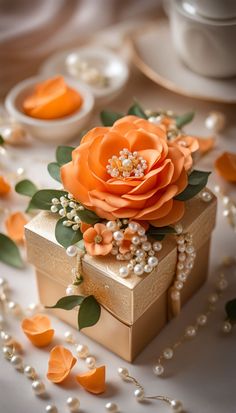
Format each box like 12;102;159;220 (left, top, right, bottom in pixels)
0;22;236;413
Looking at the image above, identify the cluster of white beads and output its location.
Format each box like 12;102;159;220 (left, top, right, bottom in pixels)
66;56;108;87
106;148;148;178
50;194;84;231
107;220;162;278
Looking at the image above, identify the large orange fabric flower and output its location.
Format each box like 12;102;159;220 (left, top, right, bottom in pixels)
61;116;194;227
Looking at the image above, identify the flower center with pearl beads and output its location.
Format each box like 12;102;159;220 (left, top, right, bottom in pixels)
106;148;147;179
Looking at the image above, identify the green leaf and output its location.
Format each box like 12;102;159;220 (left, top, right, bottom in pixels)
56;146;75;166
55;218;83;248
100;110;123;126
147;225;176;235
127;102;148;119
225;298;236;322
175;170;211;201
78;295;101;330
0;135;5;145
30;189;67;210
46;295;84;310
175;111;195;129
188;170;211;186
0;233;24;269
15;179;38;197
77;209;101;224
47;162;62;183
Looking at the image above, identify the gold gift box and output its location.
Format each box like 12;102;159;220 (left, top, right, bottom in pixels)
25;192;217;361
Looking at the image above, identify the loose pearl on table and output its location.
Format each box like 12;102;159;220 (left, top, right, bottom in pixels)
1;332;13;346
26;302;43;315
185;326;197;338
76;344;89;359
119;266;129;278
66;245;78;257
117;367;130;379
105;402;119;412
222;321;232;334
170;399;183;412
11;355;23;370
205;111;225;133
153;363;164;376
200;191;213;203
45;405;58;413
8;301;21;316
85;356;96;369
134;388;145;402
67;396;80;412
32;380;46;396
2;346;12;360
24;365;36;379
197;314;208;326
163;347;174;360
64;331;75;344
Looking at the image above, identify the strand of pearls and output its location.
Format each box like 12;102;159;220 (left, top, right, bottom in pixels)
214;185;236;231
117;367;184;412
153;266;229;378
66;250;85;296
170;226;196;317
64;330;96;370
108;220;162;278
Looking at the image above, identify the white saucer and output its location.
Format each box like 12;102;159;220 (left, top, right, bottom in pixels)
40;46;129;106
128;20;236;104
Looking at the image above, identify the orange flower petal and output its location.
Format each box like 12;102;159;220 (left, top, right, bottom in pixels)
80;222;92;233
197;136;215;155
47;345;77;383
0;176;11;196
5;211;28;243
21;314;54;347
215;152;236;183
83;227;97;243
76;366;106;394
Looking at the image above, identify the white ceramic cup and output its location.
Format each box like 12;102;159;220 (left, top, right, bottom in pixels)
168;0;236;78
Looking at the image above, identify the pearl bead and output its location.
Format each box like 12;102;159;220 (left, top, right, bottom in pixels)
201;191;212;202
174;223;183;234
197;314;207;326
127;263;133;271
134;264;144;276
113;231;124;241
119;266;129;278
76;344;89;359
135;249;145;258
0;314;4;329
148;249;155;256
11;355;23;370
45;405;58;413
105;402;119;412
217;278;228;291
205;111;225;133
185;245;194;254
171;290;180;301
8;301;21;316
153;363;164;376
111;247;118;255
85;356;96;369
185;325;197;338
138;227;146;236
50;205;58;213
177;245;185;253
64;331;75;344
0;278;9;292
26;302;42;315
163;347;174;359
1;332;13;345
128;221;139;232
208;293;219;304
134;388;145;402
153;241;162;251
24;365;36;379
140;235;147;242
141;241;152;252
106;220;117;231
66;245;78;257
171;399;183;412
67;397;80;412
32;380;46;396
132;236;140;245
2;346;12;360
117;367;130;380
144;264;153;273
178;253;186;262
66;284;78;296
222;321;232;334
174;281;183;290
147;256;158;267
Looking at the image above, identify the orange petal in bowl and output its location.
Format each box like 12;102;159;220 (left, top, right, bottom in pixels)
76;365;106;394
21;314;54;347
215;152;236;183
5;211;28;243
0;176;11;196
47;345;77;384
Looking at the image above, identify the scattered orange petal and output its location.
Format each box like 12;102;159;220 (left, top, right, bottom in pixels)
0;176;11;196
21;314;54;347
215;152;236;183
76;365;106;394
47;345;77;383
196;136;215;155
5;211;28;243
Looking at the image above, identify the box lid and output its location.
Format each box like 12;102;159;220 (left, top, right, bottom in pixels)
25;192;217;325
